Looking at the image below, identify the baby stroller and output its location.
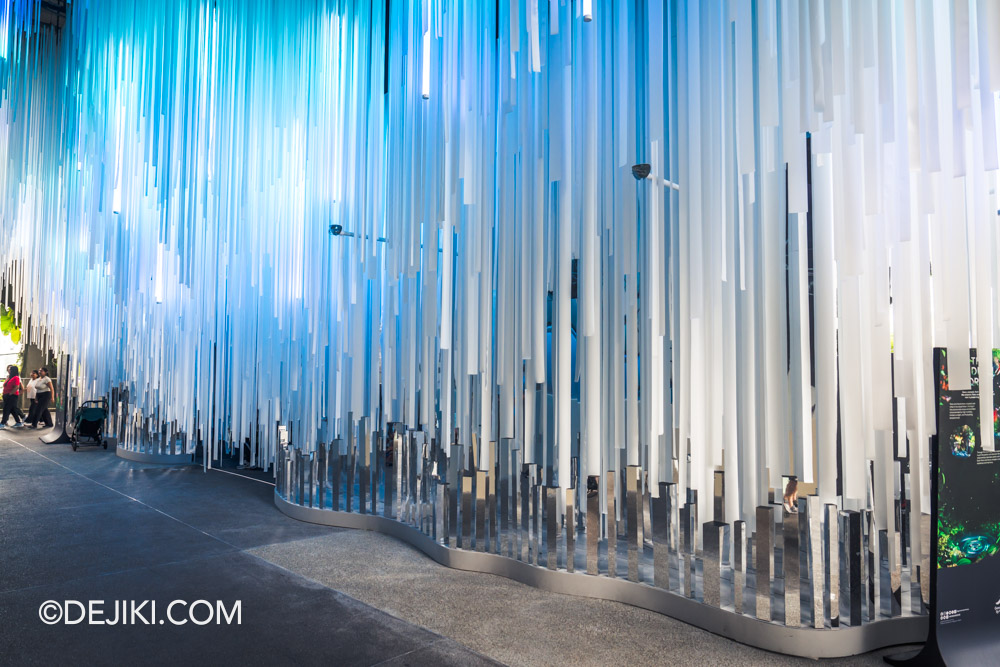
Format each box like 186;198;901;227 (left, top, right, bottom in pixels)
71;399;108;451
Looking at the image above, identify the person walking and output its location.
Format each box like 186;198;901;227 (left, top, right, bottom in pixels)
29;366;54;429
24;370;39;425
0;365;25;429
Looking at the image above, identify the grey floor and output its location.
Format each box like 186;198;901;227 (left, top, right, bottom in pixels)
0;428;494;666
0;428;920;666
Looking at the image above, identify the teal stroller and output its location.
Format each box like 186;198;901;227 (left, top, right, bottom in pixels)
71;399;108;451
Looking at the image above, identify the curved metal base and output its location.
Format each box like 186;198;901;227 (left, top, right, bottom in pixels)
116;446;193;465
40;425;72;444
274;493;926;659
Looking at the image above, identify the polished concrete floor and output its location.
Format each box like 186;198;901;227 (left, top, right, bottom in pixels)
0;427;920;666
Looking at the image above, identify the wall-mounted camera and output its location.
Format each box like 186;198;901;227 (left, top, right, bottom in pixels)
329;224;387;243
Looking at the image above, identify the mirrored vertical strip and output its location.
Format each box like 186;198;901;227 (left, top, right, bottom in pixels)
391;431;401;520
531;470;542;565
606;471;617;578
280;446;288;498
652;483;670;589
918;512;930;612
526;469;536;564
587;475;600;575
408;434;415;524
373;430;382;515
276;447;284;498
414;437;422;530
565;488;575;573
385;431;396;519
804;496;823;628
399;435;407;523
436;447;449;543
679;502;690;597
307;451;315;508
520;463;531;562
489;441;498;554
369;420;377;514
461;472;473;550
359;420;370;515
430;449;439;540
410;432;421;526
421;438;432;535
733;520;746;614
784;504;800;626
421;438;429;531
400;434;409;522
627;465;640;581
825;504;839;627
866;510;876;622
878;529;890;617
317;443;326;509
499;439;511;556
346;421;356;513
642;483;653;584
476;470;487;552
297;450;306;507
288;448;297;505
713;470;725;523
437;479;448;544
546;486;558;570
284;448;291;503
842;510;863;626
332;441;342;511
668;482;679;592
283;446;292;498
755;506;774;621
702;521;726;607
450;444;462;546
890;501;902;617
685;490;698;599
511;446;521;559
302;450;311;508
619;452;628;558
296;448;305;506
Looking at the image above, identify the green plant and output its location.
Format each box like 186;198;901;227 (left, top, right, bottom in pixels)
0;305;21;344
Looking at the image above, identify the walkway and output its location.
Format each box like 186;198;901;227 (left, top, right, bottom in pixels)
0;429;493;665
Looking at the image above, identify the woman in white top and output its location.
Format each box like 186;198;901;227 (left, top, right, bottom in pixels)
25;370;39;425
29;366;54;428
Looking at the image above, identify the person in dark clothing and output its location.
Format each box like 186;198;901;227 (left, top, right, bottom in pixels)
29;366;54;428
0;365;25;428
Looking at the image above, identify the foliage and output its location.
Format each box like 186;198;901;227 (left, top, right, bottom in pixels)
0;305;21;344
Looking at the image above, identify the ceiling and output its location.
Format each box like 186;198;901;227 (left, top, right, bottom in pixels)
39;0;67;29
